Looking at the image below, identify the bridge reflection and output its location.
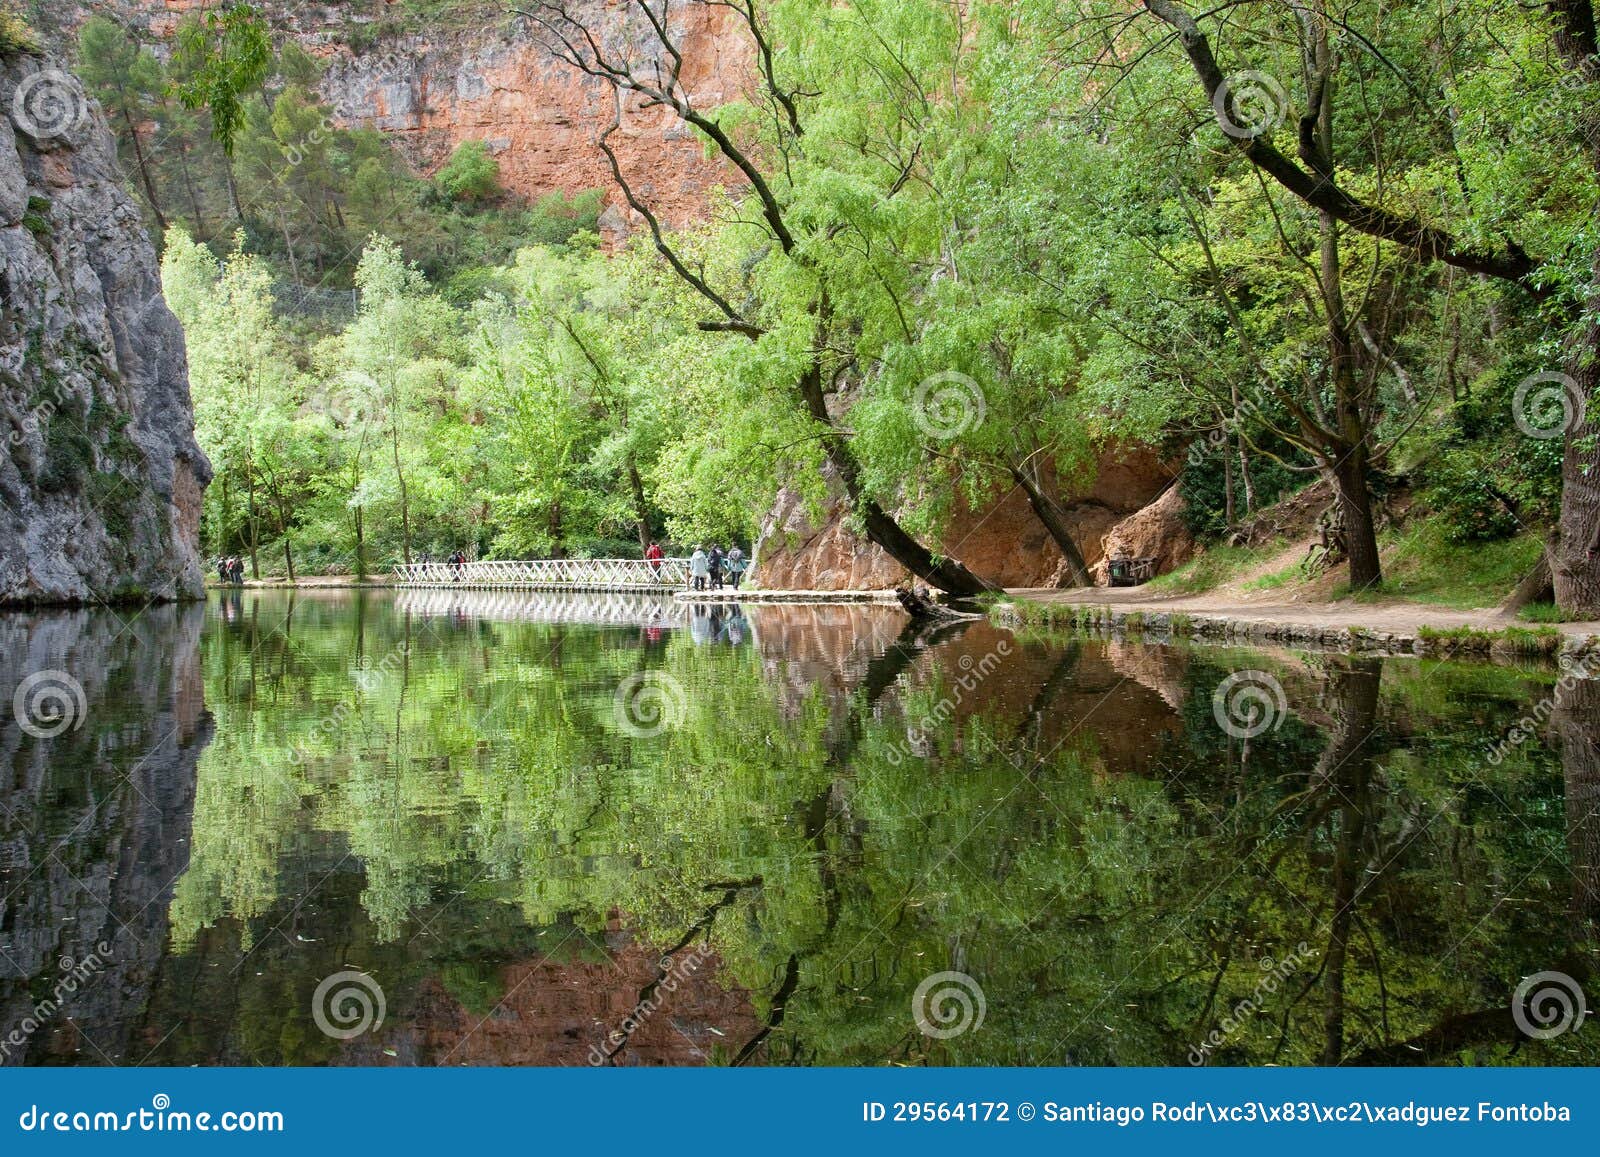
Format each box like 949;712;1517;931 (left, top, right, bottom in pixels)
395;588;689;628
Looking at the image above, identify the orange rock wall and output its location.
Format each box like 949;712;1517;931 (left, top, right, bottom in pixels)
755;448;1181;591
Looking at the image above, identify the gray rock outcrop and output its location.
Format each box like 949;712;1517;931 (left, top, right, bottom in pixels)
1;52;209;606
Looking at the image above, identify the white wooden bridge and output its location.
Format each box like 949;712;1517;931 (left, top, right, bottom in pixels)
393;558;691;591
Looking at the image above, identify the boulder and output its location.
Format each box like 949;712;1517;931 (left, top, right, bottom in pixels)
1091;484;1197;585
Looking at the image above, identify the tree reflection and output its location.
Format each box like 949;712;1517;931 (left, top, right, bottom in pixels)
95;594;1599;1066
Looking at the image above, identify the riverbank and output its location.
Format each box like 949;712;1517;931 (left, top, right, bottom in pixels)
998;587;1600;661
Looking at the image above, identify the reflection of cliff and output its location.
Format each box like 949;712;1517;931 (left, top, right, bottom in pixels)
0;603;210;1065
742;607;1186;776
409;935;760;1066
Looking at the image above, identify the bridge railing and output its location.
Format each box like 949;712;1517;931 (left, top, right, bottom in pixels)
393;558;692;590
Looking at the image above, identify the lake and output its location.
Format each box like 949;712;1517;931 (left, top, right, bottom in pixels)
1;590;1595;1066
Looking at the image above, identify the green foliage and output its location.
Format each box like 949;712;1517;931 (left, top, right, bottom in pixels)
173;3;273;156
1180;448;1305;540
434;139;500;204
121;0;1591;604
21;194;49;239
1413;365;1563;544
1;5;36;55
134;594;1595;1066
1376;517;1546;608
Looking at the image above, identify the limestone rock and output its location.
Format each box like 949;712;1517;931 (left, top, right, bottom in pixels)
1;53;209;606
57;1;745;235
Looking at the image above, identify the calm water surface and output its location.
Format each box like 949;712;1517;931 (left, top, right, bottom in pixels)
2;590;1596;1066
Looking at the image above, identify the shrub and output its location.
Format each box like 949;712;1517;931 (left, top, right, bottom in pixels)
1;8;37;56
435;140;501;205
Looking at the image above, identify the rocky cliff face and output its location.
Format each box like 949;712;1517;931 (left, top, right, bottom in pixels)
77;0;743;239
1;52;209;606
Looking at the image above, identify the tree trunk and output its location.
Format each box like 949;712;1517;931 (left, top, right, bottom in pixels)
177;143;207;237
797;361;996;596
1499;543;1554;617
121;107;167;232
283;535;295;583
1549;676;1600;932
1232;384;1255;515
628;457;652;552
1319;194;1382;590
1546;1;1600;617
353;504;367;580
391;423;411;566
1315;658;1381;1064
1554;271;1600;615
1222;445;1235;527
225;163;243;223
549;499;565;559
1010;462;1091;587
1331;451;1382;590
246;468;260;580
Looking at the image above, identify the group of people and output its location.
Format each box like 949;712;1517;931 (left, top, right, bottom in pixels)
214;556;245;585
418;550;469;579
687;544;748;591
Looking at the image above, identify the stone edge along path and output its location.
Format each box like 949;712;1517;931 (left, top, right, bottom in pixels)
997;590;1600;663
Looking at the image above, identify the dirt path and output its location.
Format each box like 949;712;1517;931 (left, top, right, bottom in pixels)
1010;587;1598;637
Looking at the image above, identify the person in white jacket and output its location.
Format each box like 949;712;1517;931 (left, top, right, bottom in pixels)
689;546;709;591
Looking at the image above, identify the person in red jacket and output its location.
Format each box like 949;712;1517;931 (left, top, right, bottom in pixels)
644;540;664;582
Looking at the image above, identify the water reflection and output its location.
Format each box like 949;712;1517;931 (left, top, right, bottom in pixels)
1;590;1596;1066
0;603;210;1065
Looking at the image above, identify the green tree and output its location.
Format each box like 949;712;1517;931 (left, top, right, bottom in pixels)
77;16;169;231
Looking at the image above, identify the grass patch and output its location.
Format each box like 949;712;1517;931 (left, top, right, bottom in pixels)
1371;518;1543;609
1142;545;1278;595
1417;623;1562;656
1517;602;1575;624
1242;562;1301;593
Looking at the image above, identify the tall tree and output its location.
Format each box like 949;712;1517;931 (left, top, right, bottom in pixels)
1122;0;1600;606
524;0;999;594
77;16;169;231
